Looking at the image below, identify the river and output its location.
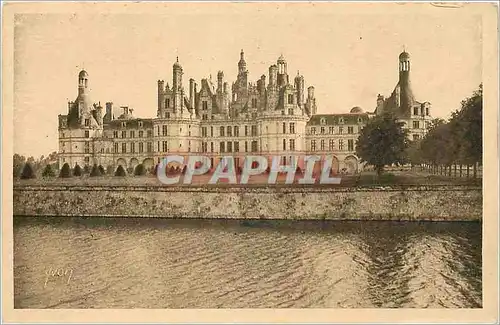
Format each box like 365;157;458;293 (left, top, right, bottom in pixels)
13;217;482;308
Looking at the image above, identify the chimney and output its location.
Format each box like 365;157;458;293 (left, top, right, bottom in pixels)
189;78;195;108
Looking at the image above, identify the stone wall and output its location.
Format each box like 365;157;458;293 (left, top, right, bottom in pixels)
12;185;482;221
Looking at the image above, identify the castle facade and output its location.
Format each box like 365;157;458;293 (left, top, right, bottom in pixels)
58;50;432;174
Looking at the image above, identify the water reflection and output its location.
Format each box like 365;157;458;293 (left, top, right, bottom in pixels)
14;217;482;308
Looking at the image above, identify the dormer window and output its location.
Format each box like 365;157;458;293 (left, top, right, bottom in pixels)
85;119;90;126
138;121;143;128
320;118;326;125
121;122;126;127
358;117;362;123
339;117;344;124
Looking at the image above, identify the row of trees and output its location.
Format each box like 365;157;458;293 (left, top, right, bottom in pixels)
356;84;482;177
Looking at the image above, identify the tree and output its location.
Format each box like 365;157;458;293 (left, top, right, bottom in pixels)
42;164;55;177
83;165;90;174
134;164;146;176
73;164;82;176
13;154;27;178
20;163;35;179
90;164;102;177
98;165;105;175
458;84;482;176
115;165;126;176
355;112;409;176
60;163;71;178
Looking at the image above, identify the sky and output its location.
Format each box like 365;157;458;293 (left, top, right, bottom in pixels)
12;3;482;158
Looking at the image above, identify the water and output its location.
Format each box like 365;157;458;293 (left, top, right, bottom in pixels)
13;217;482;308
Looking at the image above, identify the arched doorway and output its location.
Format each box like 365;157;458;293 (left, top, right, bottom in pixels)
116;158;127;168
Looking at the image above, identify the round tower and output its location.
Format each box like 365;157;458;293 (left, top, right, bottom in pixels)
399;51;410;82
78;70;89;96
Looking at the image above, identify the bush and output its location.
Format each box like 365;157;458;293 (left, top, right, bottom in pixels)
42;164;55;177
98;165;105;175
83;165;90;174
115;165;126;177
59;163;71;178
73;164;82;176
134;164;146;176
20;163;35;179
90;164;101;177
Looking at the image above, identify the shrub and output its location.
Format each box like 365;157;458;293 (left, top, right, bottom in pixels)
42;164;55;177
98;165;105;175
20;163;35;179
83;165;90;174
134;164;146;176
115;165;126;177
73;164;82;176
59;163;71;178
90;164;101;177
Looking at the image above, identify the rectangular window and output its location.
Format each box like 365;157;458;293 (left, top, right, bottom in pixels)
252;98;257;108
203;101;208;110
234;126;239;137
220;142;225;153
283;122;286;134
348;139;354;151
320;140;325;151
339;127;343;135
113;131;118;138
227;126;232;137
147;142;152;153
131;142;135;153
85;119;90;126
283;139;286;151
122;131;127;138
289;139;295;151
414;107;419;115
288;94;293;104
139;142;144;153
122;143;126;153
85;131;89;138
162;141;168;152
84;142;90;153
147;130;152;137
162;125;168;136
251;141;258;152
234;141;239;152
288;108;294;115
348;126;353;134
139;130;144;137
329;139;335;150
290;123;295;134
329;127;335;134
227;141;233;152
251;125;257;136
426;107;429;116
220;126;225;137
166;99;170;108
114;143;119;153
245;141;248;152
413;134;421;141
210;142;214;152
245;126;248;136
413;121;420;129
311;127;316;135
202;127;207;137
311;140;316;151
166;112;170;118
339;139;344;151
130;131;135;138
210;126;213;137
320;127;325;134
138;121;143;128
202;114;208;120
84;157;90;163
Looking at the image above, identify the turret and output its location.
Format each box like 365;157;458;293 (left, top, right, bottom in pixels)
217;71;224;92
238;49;247;74
398;50;415;116
104;102;114;122
78;70;89;96
277;54;288;87
294;71;304;107
173;57;183;92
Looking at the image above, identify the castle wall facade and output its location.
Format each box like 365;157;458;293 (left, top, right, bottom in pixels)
58;50;432;174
